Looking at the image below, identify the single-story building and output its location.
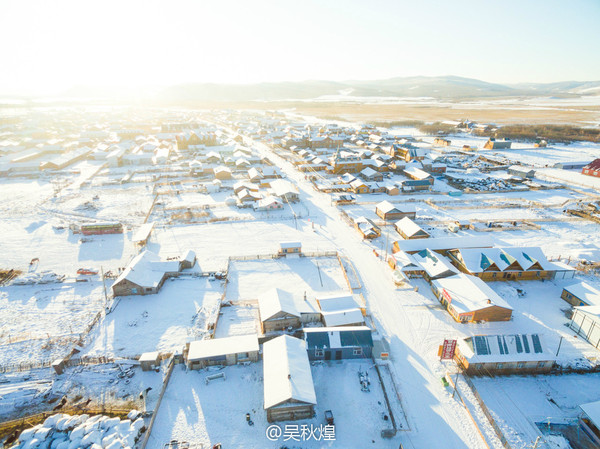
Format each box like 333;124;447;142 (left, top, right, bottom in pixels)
321;308;365;327
508;165;535;179
455;333;555;375
263;335;316;422
447;246;575;281
213;166;232;180
139;351;160;371
255;195;284;211
483;138;511;149
186;334;259;369
582;158;600;178
570;306;600;349
181;250;196;269
270;179;299;202
111;250;182;296
315;293;366;316
258;288;301;333
392;235;494;255
304;326;373;361
412;249;458;282
386;251;424;278
360;167;383;182
394;217;429;240
431;274;513;323
354;216;381;239
375;200;416;221
278;241;302;256
561;282;600;307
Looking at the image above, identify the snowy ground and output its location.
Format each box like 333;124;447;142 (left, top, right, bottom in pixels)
84;277;223;359
225;257;349;301
147;361;401;449
214;303;259;338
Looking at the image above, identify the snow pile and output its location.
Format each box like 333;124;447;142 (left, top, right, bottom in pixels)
12;271;65;285
13;410;145;449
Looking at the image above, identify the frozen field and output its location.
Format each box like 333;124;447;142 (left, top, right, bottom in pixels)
147;361;400;449
225;257;349;301
0;282;105;366
84;277;223;358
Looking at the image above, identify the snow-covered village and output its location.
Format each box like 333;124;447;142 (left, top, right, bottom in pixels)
2;1;600;449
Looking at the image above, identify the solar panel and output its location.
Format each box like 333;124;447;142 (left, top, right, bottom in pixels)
515;335;523;353
522;334;530;353
474;336;490;355
531;334;543;354
497;336;505;355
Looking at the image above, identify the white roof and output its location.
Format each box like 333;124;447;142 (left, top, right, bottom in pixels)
113;250;170;289
279;241;301;249
393;236;494;254
412;249;458;279
259;288;300;321
270;179;298;197
395;217;427;238
581;400;600;428
454;247;558;273
187;334;259;361
139;351;159;362
563;282;600;306
404;166;432;180
263;335;316;409
316;293;363;312
376;200;415;214
132;222;154;243
182;249;196;264
432;274;513;314
321;308;365;327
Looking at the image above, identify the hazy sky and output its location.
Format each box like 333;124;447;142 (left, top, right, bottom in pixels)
1;0;599;95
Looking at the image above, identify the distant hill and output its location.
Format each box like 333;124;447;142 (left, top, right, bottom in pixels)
60;76;600;103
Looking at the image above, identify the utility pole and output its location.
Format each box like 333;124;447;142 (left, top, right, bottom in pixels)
555;336;564;357
101;266;108;309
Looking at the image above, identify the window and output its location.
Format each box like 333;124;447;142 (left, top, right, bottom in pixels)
517;362;524;368
518;272;522;277
145;288;153;292
496;363;503;369
538;362;546;368
353;348;363;356
476;364;483;370
315;349;324;357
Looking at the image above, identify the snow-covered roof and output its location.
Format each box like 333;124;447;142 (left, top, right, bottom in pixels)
279;241;301;249
112;250;174;290
182;249;196;264
139;351;159;362
563;282;600;306
188;334;259;361
403;166;432;180
270;179;298;197
394;235;494;254
412;249;458;279
459;333;554;363
263;335;316;409
132;222;154;243
395;217;428;238
453;247;559;273
316;293;363;312
321;308;365;327
581;400;600;428
259;288;300;321
432;274;513;314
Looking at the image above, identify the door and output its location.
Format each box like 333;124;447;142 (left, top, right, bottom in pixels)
335;350;342;360
324;350;331;361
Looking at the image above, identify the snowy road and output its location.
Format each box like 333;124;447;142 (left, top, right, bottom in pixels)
247;137;502;449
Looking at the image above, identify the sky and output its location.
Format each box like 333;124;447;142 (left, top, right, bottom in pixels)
1;0;599;96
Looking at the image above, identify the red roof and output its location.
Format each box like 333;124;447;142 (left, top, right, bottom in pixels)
584;158;600;171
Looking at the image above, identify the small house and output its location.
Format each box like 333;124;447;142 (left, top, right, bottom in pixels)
579;400;600;446
483;138;512;149
255;195;284;211
263;335;316;422
315;293;366;316
354;216;381;239
304;326;373;361
394;217;429;240
258;288;301;333
561;282;600;307
508;165;535;179
186;334;259;369
321;308;365;327
360;167;383;182
213;166;232;180
180;250;196;269
582;158;600;178
375;201;416;221
412;249;458;281
139;351;160;371
278;241;302;256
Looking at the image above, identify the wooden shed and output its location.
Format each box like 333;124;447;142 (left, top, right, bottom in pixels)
186;334;259;369
258;288;301;333
139;351;160;371
375;201;416;221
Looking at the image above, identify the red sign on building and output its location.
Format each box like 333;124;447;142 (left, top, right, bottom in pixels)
442;288;452;304
441;339;457;360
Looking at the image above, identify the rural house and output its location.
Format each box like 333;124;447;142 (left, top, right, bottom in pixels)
375;201;416;221
186;334;259;369
304;326;373;361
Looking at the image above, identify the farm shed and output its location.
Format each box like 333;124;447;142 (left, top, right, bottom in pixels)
483;138;511;149
132;222;155;246
581;158;600;178
454;333;555;375
278;241;302;256
180;250;196;269
258;288;301;333
447;246;574;281
111;250;181;296
375;200;416;221
387;251;424;278
263;335;316;422
304;326;373;361
354;216;381;239
508;165;535;179
270;179;299;202
394;217;429;240
570;306;600;349
561;282;600;307
431;274;513;323
186;334;259;369
139;351;160;371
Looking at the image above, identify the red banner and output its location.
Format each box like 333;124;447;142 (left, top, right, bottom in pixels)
441;339;457;360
